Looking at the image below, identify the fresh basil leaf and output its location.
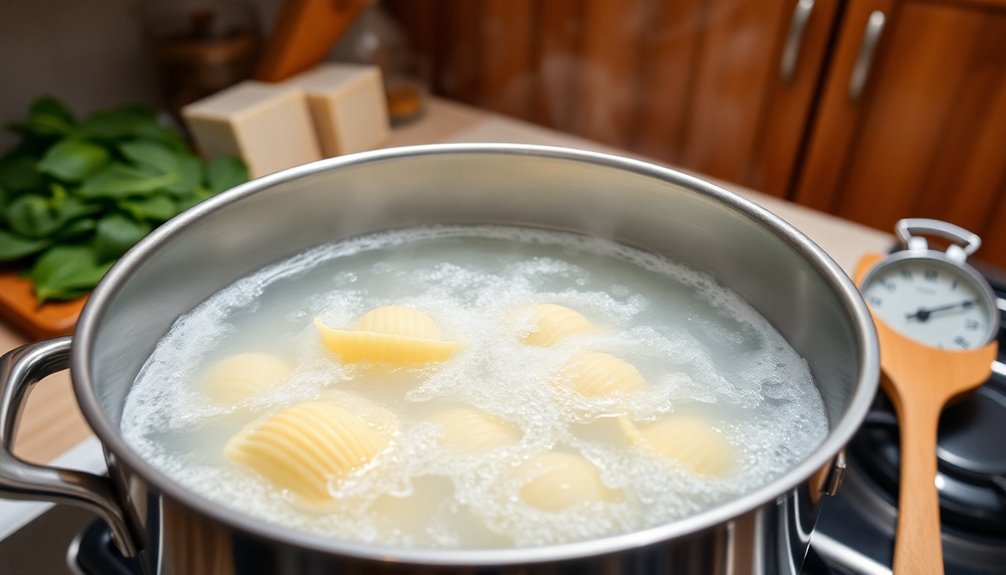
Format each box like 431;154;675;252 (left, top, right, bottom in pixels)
0;230;51;261
94;213;151;262
0;153;47;193
23;97;75;137
7;195;60;238
54;194;101;224
174;186;215;213
53;217;97;242
76;105;157;141
79;163;176;199
132;122;188;153
49;182;68;206
37;138;109;181
206;156;248;195
30;244;113;303
119;140;179;175
5;190;99;238
163;153;202;197
118;194;176;222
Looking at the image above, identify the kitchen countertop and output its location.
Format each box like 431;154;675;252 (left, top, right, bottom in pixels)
0;96;892;468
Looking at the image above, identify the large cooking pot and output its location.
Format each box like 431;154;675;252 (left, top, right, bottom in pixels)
0;144;878;574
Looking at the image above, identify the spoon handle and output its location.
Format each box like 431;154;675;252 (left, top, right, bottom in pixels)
887;381;943;574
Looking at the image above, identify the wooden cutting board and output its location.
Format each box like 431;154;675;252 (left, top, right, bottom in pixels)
0;269;85;340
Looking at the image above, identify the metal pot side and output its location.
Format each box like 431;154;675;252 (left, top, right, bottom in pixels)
66;144;878;573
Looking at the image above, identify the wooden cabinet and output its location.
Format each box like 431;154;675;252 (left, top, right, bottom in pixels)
387;0;1006;267
795;0;1006;268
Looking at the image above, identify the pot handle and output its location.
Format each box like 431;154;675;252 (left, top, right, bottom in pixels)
0;337;141;556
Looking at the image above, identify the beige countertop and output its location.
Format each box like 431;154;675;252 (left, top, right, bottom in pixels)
0;97;892;466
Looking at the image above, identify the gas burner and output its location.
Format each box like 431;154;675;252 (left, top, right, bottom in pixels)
69;518;142;575
810;267;1006;574
851;380;1006;539
849;272;1006;541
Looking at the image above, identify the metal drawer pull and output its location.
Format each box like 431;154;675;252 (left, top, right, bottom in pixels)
849;10;886;102
780;0;815;82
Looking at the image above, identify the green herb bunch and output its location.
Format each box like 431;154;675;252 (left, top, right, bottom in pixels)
0;97;247;302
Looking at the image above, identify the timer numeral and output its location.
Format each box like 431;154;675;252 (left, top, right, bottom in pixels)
901;270;913;281
951;279;959;291
965;319;980;330
880;279;896;292
954;336;970;348
924;269;938;282
868;296;882;306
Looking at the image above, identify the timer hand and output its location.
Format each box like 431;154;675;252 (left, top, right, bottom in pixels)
904;299;975;322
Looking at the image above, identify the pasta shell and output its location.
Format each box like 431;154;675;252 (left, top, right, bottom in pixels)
515;452;620;512
561;352;646;397
619;415;735;477
352;306;442;339
314;318;464;365
224;401;390;502
519;304;594;347
431;407;521;452
200;353;294;403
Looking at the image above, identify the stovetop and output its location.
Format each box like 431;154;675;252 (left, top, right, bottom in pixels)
808;264;1006;575
3;270;1005;575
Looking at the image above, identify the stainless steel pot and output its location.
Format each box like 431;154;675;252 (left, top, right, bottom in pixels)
0;144;879;574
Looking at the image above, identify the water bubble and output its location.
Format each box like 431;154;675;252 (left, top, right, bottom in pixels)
121;225;827;550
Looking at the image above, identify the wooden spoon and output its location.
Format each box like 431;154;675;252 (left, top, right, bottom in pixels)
855;254;997;574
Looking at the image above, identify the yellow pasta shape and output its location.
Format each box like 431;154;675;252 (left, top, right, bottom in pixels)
515;452;620;512
619;415;736;477
519;304;595;347
314;306;464;365
224;401;390;502
560;352;646;397
351;306;441;339
200;353;294;403
431;407;521;452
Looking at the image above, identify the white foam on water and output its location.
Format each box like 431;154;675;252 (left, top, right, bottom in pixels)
121;225;828;549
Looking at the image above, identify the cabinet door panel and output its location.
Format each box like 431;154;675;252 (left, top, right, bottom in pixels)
632;0;704;163
796;0;1006;260
481;0;535;118
389;0;838;197
680;0;794;183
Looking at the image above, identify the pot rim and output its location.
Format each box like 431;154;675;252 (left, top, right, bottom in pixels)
72;143;879;566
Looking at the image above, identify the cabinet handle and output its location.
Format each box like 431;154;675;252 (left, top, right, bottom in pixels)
780;0;815;82
848;10;886;102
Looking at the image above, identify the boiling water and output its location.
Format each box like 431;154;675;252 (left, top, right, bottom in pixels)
121;226;828;549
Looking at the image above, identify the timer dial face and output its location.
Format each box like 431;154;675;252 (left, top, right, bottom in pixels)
862;258;997;349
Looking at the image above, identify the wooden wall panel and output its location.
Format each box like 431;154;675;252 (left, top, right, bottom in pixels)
793;0;898;212
980;184;1006;268
681;0;793;183
387;0;812;196
917;15;1006;232
835;4;985;229
387;0;438;87
532;0;583;132
481;0;535;117
431;0;483;102
749;0;843;197
631;0;704;164
573;0;649;147
796;0;1006;262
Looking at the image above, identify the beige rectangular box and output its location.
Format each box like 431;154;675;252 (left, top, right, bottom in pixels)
182;81;322;178
283;63;390;157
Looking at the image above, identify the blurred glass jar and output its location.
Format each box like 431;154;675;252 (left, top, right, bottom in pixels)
329;1;429;124
138;0;261;124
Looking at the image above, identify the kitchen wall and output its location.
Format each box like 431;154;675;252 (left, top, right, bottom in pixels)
0;0;283;150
